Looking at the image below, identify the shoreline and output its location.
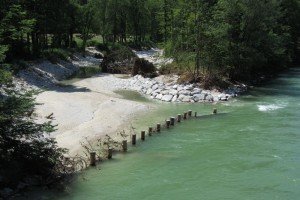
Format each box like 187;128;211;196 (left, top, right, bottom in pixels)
10;50;246;158
34;74;155;157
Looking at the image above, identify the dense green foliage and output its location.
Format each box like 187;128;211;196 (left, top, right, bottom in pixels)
1;13;66;191
165;0;300;82
1;0;299;82
0;90;67;189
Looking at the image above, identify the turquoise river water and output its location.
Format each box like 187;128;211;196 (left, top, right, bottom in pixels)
30;68;300;200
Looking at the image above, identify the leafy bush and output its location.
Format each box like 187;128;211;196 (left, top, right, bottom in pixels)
101;44;137;74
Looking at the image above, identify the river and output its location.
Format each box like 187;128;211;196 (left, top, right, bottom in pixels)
27;68;300;200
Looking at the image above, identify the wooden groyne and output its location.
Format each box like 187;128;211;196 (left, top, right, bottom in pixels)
89;108;218;166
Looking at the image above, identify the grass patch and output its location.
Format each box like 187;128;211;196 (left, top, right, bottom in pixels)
41;48;72;63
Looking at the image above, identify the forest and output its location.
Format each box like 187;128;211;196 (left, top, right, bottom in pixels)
1;0;300;82
1;0;300;194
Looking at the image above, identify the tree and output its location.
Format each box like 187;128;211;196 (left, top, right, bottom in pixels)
78;0;97;50
0;2;35;59
0;89;67;189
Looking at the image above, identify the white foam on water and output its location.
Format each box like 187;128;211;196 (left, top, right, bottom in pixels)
257;103;286;112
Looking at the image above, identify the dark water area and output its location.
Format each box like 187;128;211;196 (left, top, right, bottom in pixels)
24;68;300;200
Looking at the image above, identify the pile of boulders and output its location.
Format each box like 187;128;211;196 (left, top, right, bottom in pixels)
126;75;247;103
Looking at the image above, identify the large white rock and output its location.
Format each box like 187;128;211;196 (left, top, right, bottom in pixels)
191;88;202;95
206;94;214;102
178;94;186;101
172;95;178;102
184;85;193;90
162;95;173;102
161;90;169;95
177;86;184;91
182;96;191;102
179;90;191;96
156;93;163;100
146;88;153;95
153;88;162;94
152;84;159;90
169;89;178;95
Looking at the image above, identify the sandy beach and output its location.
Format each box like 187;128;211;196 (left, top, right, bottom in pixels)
35;74;151;156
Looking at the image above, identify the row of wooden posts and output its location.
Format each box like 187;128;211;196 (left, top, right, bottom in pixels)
90;108;218;166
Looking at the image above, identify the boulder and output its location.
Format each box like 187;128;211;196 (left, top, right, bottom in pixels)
206;94;214;102
182;96;192;102
178;94;186;101
161;90;169;95
146;88;153;95
153;88;162;94
156;94;163;100
152;84;159;90
179;90;191;96
218;94;228;101
184;85;193;90
172;95;178;102
169;89;178;96
193;93;207;101
162;95;173;102
191;88;202;95
152;93;158;98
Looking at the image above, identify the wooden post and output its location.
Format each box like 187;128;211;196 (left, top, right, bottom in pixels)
213;108;217;114
157;123;161;132
188;110;192;117
148;127;153;136
195;112;198;118
183;112;187;119
177;114;181;123
141;131;145;141
170;117;175;126
166;120;170;128
122;140;127;152
132;134;136;145
90;152;96;166
107;147;113;159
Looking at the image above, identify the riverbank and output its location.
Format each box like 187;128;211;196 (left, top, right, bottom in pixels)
34;73;152;156
10;49;246;157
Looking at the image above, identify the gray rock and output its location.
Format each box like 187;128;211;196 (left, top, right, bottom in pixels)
161;90;169;95
184;85;193;90
206;94;214;102
193;93;207;101
162;95;173;102
213;95;219;102
178;94;186;101
177;86;184;91
146;88;153;95
179;90;191;96
151;84;159;90
156;94;163;100
172;95;178;102
169;89;178;96
153;88;162;94
152;93;158;98
191;88;202;95
182;96;192;102
218;94;228;101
